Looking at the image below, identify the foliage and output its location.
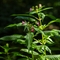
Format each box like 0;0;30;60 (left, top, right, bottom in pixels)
0;4;60;60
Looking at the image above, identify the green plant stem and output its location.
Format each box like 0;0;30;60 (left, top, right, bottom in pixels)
38;14;42;25
37;11;47;58
32;50;34;60
27;49;30;60
42;34;46;55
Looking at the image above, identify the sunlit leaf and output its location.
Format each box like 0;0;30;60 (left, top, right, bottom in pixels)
16;39;25;44
21;49;39;55
46;55;60;60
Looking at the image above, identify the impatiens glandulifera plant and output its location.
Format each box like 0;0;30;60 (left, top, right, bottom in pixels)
0;4;60;60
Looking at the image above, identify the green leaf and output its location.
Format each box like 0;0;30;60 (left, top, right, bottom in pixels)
39;24;46;30
37;45;51;54
12;14;38;21
21;48;39;55
16;39;25;44
51;29;60;35
0;45;10;53
36;45;45;53
0;35;23;41
29;11;36;14
46;55;60;60
47;36;54;44
33;40;39;44
25;32;34;50
6;24;17;28
11;52;26;57
11;14;28;16
46;19;60;28
38;13;45;20
45;45;51;54
5;23;23;28
42;7;53;11
44;29;60;36
46;14;56;20
17;23;23;26
39;55;45;60
16;16;36;22
34;27;45;35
